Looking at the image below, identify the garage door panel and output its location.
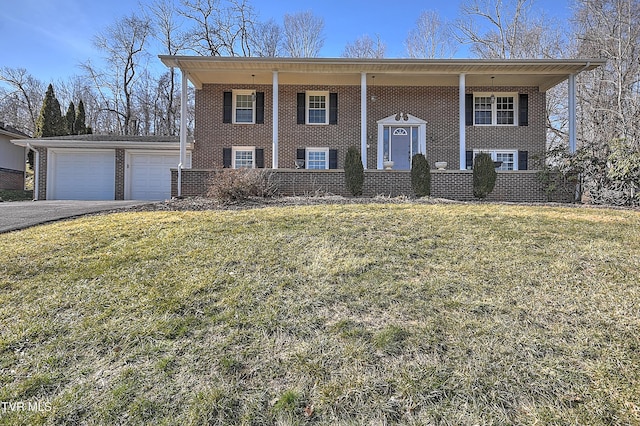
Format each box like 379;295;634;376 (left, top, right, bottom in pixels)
128;152;184;200
50;150;115;200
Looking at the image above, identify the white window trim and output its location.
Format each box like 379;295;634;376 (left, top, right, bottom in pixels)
232;146;255;169
306;90;329;125
473;92;518;126
305;147;330;170
473;149;518;170
232;89;256;124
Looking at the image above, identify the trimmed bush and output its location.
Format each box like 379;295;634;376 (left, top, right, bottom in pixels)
207;169;277;202
473;152;497;199
411;153;431;197
344;146;364;196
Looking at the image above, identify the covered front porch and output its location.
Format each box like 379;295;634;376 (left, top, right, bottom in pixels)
160;57;603;180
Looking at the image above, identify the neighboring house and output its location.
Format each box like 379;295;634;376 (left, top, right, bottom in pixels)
11;135;192;200
161;56;604;202
0;123;29;190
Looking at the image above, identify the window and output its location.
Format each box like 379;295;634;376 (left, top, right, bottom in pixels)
474;93;516;126
473;150;518;171
495;151;515;170
232;146;254;169
474;97;493;125
306;148;329;169
233;90;255;124
307;91;328;125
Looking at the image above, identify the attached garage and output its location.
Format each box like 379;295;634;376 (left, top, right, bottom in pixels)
11;135;192;201
48;149;115;200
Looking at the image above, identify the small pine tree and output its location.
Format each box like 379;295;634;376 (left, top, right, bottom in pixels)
411;153;431;197
65;102;76;135
35;84;65;137
74;100;87;135
344;146;364;196
473;152;497;199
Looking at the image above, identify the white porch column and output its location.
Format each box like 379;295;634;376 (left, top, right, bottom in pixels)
568;73;577;154
272;70;279;168
459;73;466;170
178;69;188;197
360;72;368;169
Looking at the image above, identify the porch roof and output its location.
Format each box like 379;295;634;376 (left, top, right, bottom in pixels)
159;56;604;92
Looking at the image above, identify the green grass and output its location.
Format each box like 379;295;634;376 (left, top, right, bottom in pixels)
0;203;639;425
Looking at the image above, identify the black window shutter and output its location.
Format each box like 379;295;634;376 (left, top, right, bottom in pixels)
256;92;265;124
465;94;474;126
296;148;306;160
297;93;306;124
255;148;264;168
519;93;529;126
223;148;232;168
465;150;474;169
329;93;338;125
223;92;232;123
518;151;528;170
329;149;338;169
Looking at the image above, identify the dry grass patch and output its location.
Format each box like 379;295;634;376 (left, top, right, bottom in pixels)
0;204;639;425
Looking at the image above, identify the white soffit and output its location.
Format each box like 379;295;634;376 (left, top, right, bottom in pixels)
160;56;605;91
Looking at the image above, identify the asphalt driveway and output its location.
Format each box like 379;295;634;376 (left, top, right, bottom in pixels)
0;200;153;233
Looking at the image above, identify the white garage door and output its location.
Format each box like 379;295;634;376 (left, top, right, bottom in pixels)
48;149;115;200
128;152;181;200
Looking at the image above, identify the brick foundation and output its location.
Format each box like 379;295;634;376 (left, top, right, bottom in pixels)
172;169;572;203
0;168;25;190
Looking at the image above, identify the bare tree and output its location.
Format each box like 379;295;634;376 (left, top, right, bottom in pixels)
251;19;283;57
0;67;45;135
342;34;386;58
146;0;190;135
282;11;325;58
570;0;640;204
179;0;257;56
455;0;565;59
405;10;456;58
83;13;152;135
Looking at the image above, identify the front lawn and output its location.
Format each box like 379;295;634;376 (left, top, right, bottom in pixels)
0;203;639;425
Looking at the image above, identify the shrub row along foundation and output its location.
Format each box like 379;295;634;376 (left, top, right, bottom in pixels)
172;169;573;203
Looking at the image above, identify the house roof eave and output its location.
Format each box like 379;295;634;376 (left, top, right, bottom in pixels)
11;138;194;151
159;56;606;91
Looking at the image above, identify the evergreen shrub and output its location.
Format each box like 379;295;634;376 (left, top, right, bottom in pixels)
344;146;364;196
411;153;431;197
473;152;497;199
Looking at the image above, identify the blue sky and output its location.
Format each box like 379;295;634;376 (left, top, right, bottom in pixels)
1;0;572;83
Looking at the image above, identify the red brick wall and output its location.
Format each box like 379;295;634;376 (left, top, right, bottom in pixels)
172;169;572;203
195;84;546;171
466;86;546;165
37;147;47;200
0;168;24;190
195;84;274;169
115;149;125;200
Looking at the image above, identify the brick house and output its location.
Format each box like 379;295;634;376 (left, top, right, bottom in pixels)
162;57;603;201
